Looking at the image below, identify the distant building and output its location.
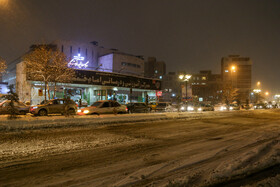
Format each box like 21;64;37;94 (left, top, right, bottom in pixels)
221;55;252;103
161;72;181;102
190;70;222;104
144;57;166;79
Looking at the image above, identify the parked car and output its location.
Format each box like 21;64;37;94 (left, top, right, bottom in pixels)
254;103;267;109
155;102;171;112
77;100;127;115
0;100;30;115
30;99;77;116
166;104;180;112
241;104;253;110
148;102;158;111
197;103;214;111
214;103;228;111
229;103;240;110
126;102;151;113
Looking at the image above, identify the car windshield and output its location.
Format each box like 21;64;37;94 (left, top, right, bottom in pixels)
91;101;103;107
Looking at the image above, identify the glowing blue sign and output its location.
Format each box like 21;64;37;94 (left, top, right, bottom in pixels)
68;54;89;69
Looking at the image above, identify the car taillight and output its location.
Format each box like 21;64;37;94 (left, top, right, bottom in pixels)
76;104;78;107
126;107;128;111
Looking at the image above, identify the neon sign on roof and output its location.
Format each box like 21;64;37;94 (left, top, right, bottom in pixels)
68;54;89;69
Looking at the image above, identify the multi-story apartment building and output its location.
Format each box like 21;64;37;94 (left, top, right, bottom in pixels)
221;55;252;103
190;70;222;103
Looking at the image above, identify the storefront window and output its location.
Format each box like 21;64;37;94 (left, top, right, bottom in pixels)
94;90;107;101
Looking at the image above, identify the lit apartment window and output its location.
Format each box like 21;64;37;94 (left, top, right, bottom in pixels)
202;76;206;80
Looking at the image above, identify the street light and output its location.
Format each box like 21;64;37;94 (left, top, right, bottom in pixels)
265;91;269;96
230;65;236;87
179;74;192;82
253;89;261;93
178;74;192;101
253;89;261;104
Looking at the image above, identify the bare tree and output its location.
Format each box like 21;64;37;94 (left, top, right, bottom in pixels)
222;83;239;106
23;45;75;101
0;57;7;76
49;51;75;98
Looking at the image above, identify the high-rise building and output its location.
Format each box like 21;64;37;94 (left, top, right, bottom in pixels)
221;55;252;103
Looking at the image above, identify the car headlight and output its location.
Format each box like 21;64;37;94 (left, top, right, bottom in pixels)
220;107;224;111
180;106;185;110
187;106;194;111
77;109;81;113
229;107;233;110
83;110;89;114
32;106;38;109
254;106;257;108
260;106;262;109
198;108;202;111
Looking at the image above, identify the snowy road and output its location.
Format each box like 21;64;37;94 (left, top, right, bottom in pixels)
0;110;280;186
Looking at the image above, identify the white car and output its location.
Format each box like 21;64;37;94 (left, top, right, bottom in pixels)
214;103;228;111
77;100;127;115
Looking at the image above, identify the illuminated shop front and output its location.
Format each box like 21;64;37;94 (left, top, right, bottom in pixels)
16;62;161;105
4;42;160;105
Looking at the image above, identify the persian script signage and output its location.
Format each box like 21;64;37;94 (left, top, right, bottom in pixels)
73;70;161;90
27;70;161;90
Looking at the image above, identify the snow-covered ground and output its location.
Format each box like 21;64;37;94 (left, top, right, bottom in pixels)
0;109;279;186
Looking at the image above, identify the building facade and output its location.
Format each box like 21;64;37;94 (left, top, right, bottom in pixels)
221;55;252;103
144;57;166;79
161;72;181;102
190;70;222;104
3;41;161;105
98;52;144;76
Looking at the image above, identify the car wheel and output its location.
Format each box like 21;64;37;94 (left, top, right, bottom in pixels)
38;109;47;116
68;108;76;115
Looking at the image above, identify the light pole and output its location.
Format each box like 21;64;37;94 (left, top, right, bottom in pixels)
253;89;261;104
179;74;192;101
230;65;236;87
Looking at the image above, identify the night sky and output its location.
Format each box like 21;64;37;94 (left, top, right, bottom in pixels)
1;0;280;94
